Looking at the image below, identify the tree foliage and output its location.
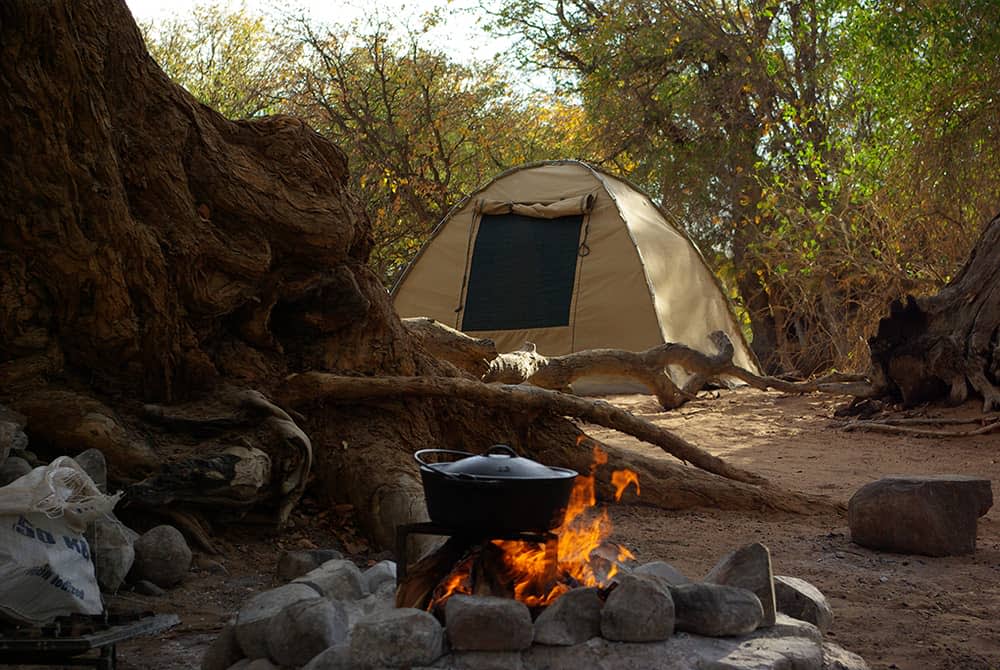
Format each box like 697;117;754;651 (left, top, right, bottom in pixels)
488;0;1000;374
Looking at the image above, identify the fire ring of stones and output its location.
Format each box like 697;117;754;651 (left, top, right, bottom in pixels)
202;543;868;670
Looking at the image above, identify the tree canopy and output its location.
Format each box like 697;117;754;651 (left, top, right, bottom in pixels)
140;0;1000;375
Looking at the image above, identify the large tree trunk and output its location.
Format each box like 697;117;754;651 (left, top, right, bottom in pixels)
868;212;1000;411
0;0;833;549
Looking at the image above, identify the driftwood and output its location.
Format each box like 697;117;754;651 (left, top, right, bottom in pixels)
481;331;876;410
402;317;498;378
281;373;767;486
868;212;1000;412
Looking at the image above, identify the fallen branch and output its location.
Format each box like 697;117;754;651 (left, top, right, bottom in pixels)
839;417;1000;438
477;331;877;411
280;373;768;487
402;317;498;378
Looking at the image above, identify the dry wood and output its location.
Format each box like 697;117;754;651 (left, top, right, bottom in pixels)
481;330;876;410
839;418;1000;438
868;212;1000;412
281;372;768;486
402;317;498;378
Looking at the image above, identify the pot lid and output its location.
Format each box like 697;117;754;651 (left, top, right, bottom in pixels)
416;445;575;479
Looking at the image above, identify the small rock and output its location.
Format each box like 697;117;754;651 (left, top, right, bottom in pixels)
348;608;444;667
823;641;870;669
447;651;526;670
87;514;135;593
774;575;833;633
225;661;251;670
670;583;763;636
234;583;322;660
276;549;344;581
704;542;777;626
533;587;602;646
72;449;107;493
848;475;993;556
634;560;691;585
0;456;32;487
301;643;350;670
0;419;28;465
131;525;192;588
244;660;279;670
600;573;675;642
294;559;365;600
201;625;243;670
445;595;533;651
362;559;396;593
265;597;348;667
133;580;166;597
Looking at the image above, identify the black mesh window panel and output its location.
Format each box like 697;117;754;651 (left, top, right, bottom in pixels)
461;212;583;331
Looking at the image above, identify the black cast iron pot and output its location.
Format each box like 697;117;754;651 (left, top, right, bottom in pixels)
414;445;578;533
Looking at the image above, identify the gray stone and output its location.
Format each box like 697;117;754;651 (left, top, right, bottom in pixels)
520;632;826;670
848;475;993;556
244;660;278;670
265;597;348;667
301;643;350;670
87;514;135;592
600;572;674;642
348;608;445;667
670;583;764;637
201;625;243;670
634;560;692;585
752;613;823;644
276;549;344;581
822;642;870;670
445;594;533;651
72;449;107;493
226;661;251;670
774;575;833;633
704;542;777;626
445;651;525;670
0;456;32;487
234;583;321;659
0;419;28;465
533;587;602;646
131;525;192;588
133;579;166;596
294;558;365;600
362;559;397;593
340;582;398;627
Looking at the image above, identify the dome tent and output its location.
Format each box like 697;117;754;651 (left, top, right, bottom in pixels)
392;160;760;385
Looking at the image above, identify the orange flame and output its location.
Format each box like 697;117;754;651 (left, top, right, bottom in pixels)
430;446;640;610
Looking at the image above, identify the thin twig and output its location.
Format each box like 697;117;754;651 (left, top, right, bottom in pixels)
839;419;1000;438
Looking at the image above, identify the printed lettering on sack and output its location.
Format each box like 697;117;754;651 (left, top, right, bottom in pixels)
13;515;91;558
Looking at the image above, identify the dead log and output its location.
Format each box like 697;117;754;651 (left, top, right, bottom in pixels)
402;317;498;378
482;331;875;409
282;373;768;487
868;212;1000;412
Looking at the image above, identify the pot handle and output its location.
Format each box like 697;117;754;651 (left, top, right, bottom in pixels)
486;444;518;457
413;448;475;473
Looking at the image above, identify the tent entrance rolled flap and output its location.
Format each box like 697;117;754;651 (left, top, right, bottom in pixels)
392;160;760;381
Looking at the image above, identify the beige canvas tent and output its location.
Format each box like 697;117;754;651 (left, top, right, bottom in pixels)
392;160;760;381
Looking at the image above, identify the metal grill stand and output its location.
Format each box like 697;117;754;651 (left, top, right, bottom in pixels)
395;521;558;583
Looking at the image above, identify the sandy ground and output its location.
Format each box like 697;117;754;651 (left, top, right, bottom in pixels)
83;390;999;669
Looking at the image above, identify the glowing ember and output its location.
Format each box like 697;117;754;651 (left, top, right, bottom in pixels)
428;445;640;611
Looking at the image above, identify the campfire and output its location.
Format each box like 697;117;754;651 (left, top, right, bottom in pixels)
399;445;640;616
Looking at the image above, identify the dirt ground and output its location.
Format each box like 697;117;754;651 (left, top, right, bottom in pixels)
98;389;998;669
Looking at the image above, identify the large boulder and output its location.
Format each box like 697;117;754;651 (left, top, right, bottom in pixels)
445;595;534;651
670;583;764;637
704;542;776;626
848;475;993;556
774;575;833;633
130;524;192;588
600;573;675;642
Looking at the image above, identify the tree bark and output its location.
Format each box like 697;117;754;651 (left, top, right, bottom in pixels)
0;0;837;549
868;212;1000;411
